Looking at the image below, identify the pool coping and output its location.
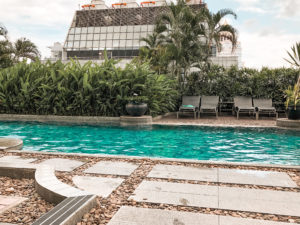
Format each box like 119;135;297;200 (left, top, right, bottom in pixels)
0;114;120;125
0;113;283;129
7;150;300;170
1;113;299;130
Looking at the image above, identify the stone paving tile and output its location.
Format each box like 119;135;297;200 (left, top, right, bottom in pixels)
73;176;124;198
0;196;27;214
107;207;299;225
37;158;84;172
147;164;297;187
130;181;300;217
147;164;218;182
0;156;36;164
0;223;18;225
219;186;300;217
107;206;218;225
84;161;139;176
219;216;299;225
219;169;297;187
129;181;218;208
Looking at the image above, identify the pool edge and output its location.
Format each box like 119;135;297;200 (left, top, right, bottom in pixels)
8;150;300;170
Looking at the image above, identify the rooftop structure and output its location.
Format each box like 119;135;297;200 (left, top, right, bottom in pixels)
63;0;206;60
61;0;242;68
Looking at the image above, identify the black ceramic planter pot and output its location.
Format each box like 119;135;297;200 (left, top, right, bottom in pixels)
126;103;148;117
287;106;300;120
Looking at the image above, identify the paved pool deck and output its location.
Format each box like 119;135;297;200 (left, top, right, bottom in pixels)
0;152;299;225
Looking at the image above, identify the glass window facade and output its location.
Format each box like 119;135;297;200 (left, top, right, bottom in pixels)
65;25;155;53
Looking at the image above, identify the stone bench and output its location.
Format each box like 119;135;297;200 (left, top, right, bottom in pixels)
31;195;97;225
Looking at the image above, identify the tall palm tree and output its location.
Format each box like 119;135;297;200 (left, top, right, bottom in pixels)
201;8;238;56
158;0;205;91
12;38;40;62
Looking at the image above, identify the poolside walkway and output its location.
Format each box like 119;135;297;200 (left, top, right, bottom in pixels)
0;153;299;225
154;114;277;127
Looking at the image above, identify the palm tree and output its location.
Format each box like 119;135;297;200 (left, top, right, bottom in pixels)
201;8;238;56
0;23;8;40
158;0;205;91
139;23;169;74
285;42;300;68
12;38;40;62
285;42;300;96
0;40;13;68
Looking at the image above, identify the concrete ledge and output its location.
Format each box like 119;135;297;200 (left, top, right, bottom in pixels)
153;112;176;122
0;162;36;179
277;118;300;129
35;165;90;204
120;116;152;126
0;114;120;125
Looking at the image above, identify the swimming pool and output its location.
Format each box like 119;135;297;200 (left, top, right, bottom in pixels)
0;121;299;165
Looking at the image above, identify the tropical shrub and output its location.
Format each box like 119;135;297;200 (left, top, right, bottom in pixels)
284;42;300;109
185;65;299;102
0;59;178;117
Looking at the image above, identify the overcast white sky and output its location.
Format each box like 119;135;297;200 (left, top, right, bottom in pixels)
0;0;299;68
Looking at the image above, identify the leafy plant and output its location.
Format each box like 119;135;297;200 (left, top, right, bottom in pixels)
184;64;298;102
284;42;300;109
285;82;300;109
0;59;178;117
0;40;13;69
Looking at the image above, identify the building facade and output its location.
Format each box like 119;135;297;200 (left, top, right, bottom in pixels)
62;0;205;61
61;0;242;68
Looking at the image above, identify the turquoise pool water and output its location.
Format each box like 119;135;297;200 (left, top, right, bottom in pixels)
0;121;299;165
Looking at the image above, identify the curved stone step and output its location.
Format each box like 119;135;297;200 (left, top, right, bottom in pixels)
35;165;91;204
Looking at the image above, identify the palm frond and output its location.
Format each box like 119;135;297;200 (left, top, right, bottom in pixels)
285;42;300;67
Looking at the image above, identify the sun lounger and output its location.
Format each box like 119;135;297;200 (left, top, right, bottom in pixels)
177;96;200;119
253;98;278;120
199;96;219;118
234;96;255;119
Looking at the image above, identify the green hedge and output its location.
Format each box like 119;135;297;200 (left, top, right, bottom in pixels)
0;59;178;116
185;65;299;102
0;60;298;117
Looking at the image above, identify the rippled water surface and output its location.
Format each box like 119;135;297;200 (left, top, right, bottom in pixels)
0;121;299;165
